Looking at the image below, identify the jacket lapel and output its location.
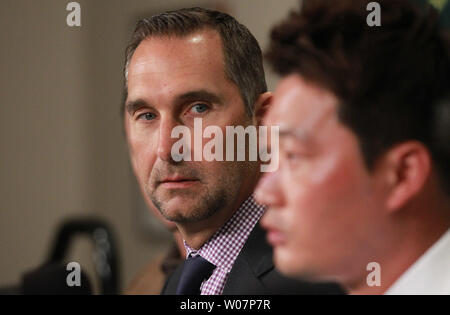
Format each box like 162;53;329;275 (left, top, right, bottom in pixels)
222;222;274;294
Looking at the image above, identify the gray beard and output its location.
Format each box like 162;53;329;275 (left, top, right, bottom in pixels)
149;187;229;224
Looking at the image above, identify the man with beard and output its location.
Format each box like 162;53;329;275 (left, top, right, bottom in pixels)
123;7;343;295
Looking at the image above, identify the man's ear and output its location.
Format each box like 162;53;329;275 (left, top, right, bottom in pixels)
380;141;431;211
253;92;273;126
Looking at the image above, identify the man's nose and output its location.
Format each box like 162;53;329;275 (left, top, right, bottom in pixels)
254;170;285;207
157;116;183;162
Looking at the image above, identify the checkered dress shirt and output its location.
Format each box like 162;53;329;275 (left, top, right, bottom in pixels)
183;195;265;295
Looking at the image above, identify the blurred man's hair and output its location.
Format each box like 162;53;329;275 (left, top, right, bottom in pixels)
124;7;267;116
267;0;450;194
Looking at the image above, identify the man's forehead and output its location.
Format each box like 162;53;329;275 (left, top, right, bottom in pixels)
265;74;338;140
130;28;222;64
127;29;226;89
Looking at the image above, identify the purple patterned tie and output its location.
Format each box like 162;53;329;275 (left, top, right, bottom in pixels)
176;255;216;295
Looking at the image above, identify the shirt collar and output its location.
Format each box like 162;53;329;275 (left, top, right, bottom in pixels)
183;195;265;272
385;228;450;294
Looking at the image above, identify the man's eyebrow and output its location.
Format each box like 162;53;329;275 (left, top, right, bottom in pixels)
175;90;224;105
125;99;153;115
125;90;223;115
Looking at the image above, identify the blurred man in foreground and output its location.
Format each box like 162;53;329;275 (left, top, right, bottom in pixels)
256;0;450;294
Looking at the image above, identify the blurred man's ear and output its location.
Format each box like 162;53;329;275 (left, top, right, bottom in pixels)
253;92;272;126
380;141;432;211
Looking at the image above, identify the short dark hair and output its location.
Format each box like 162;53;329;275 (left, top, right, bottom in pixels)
124;7;267;116
267;0;450;193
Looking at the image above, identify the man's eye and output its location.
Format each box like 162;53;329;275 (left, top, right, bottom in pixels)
190;103;209;114
137;112;156;121
286;152;301;161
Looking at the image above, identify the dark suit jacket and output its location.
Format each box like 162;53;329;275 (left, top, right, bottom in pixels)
161;223;345;295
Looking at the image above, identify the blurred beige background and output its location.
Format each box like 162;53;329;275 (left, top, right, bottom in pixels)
0;0;299;293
